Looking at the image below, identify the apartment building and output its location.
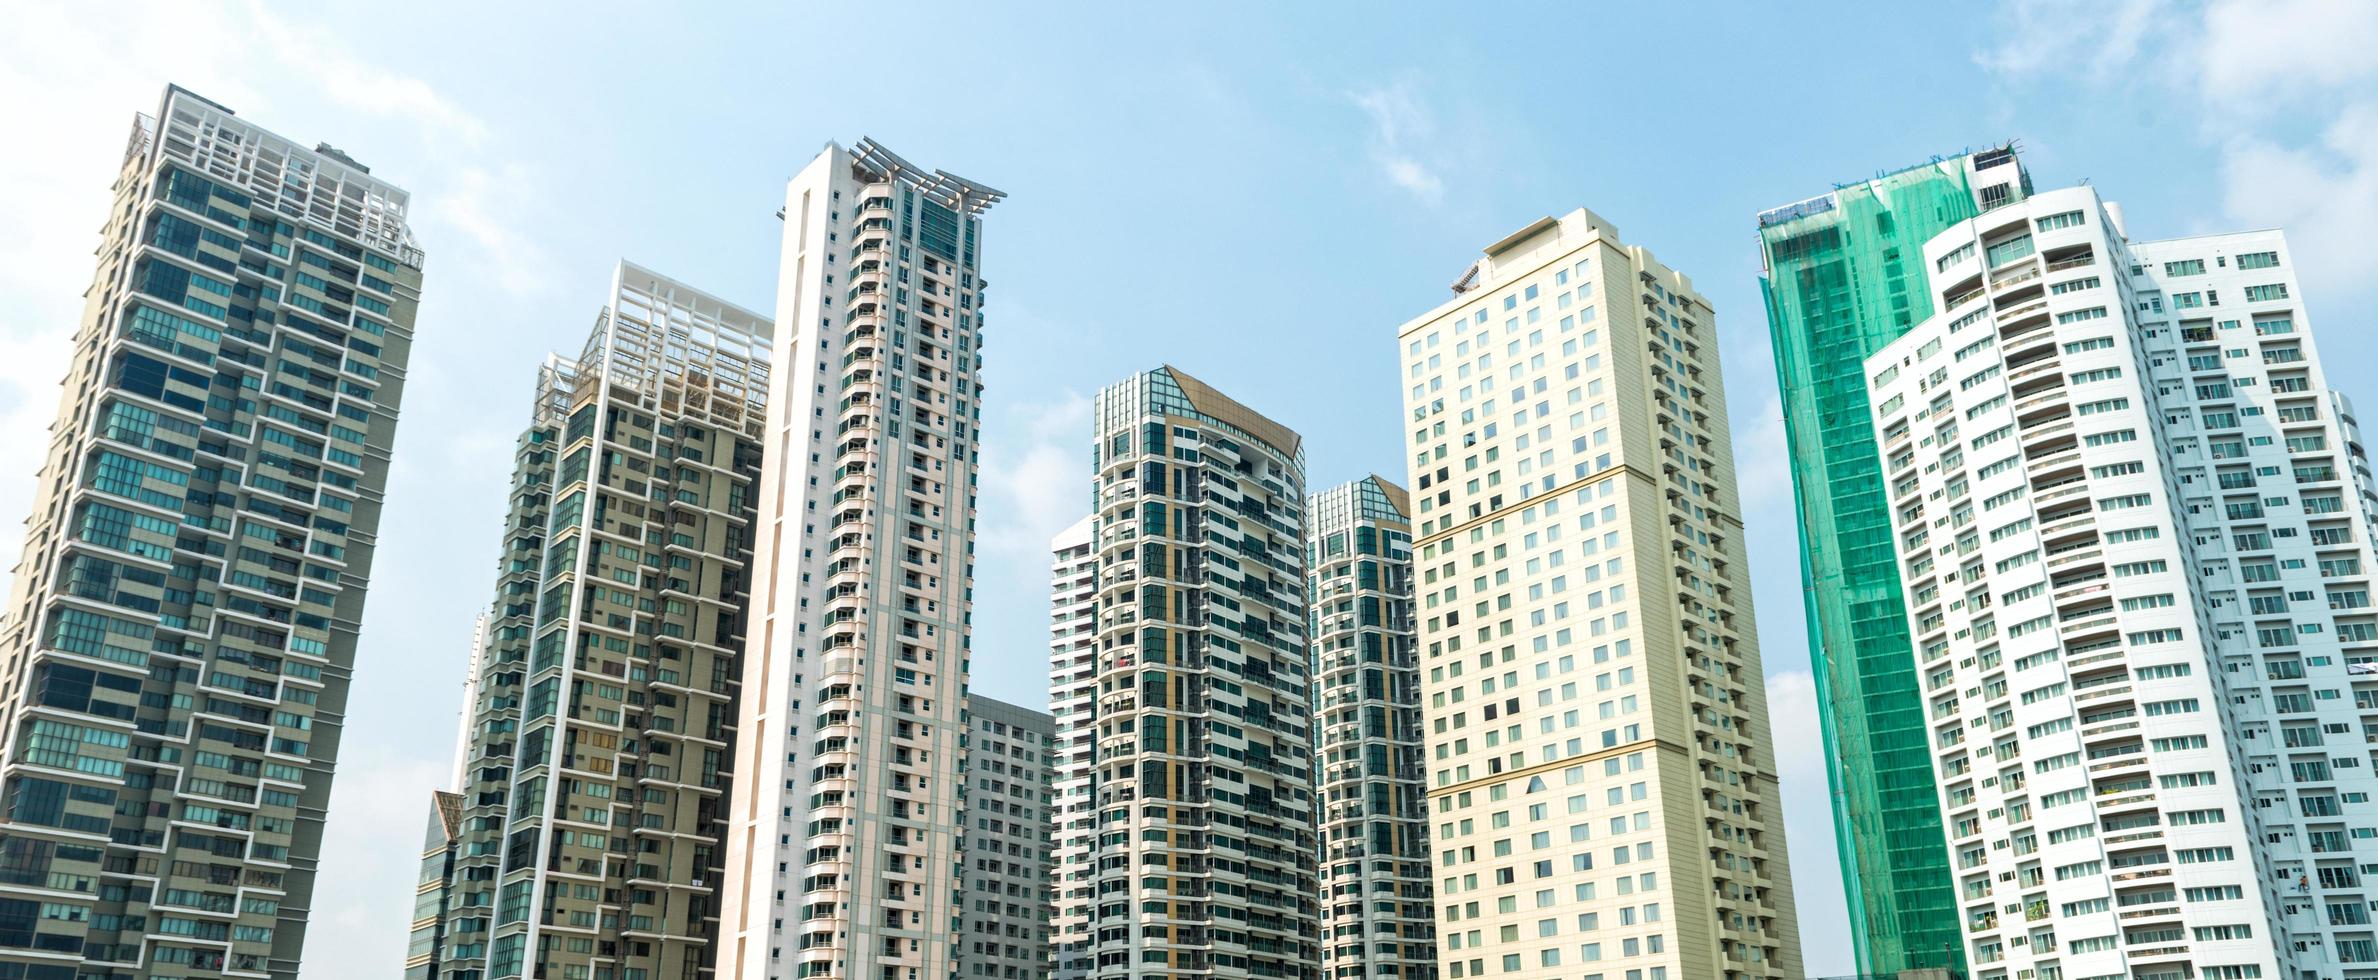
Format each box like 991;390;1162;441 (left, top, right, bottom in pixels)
720;140;1000;980
409;791;467;979
420;261;768;980
1048;516;1097;980
1308;475;1437;978
1397;209;1797;979
1756;146;2031;975
957;695;1054;980
0;85;422;979
1083;365;1318;980
1865;183;2378;977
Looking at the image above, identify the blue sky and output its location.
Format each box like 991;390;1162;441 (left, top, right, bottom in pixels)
2;1;2373;975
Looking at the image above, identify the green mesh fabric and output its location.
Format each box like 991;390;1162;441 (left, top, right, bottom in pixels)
1759;154;2025;976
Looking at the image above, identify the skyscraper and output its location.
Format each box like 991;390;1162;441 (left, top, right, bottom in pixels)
720;140;1000;980
0;85;421;979
1083;365;1318;980
409;790;467;979
1306;476;1435;978
1755;146;2029;975
956;694;1054;980
1047;516;1097;980
1865;183;2378;978
1398;209;1798;979
427;260;769;980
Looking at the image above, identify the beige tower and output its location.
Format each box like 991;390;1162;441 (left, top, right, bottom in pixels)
721;139;1001;980
1396;210;1798;980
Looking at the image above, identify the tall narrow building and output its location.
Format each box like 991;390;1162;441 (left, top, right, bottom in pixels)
956;694;1054;980
409;790;467;979
427;261;770;980
1865;183;2378;978
1755;146;2030;976
1047;516;1097;980
1398;209;1798;979
721;140;1000;980
1307;475;1436;978
1084;366;1318;980
0;86;422;979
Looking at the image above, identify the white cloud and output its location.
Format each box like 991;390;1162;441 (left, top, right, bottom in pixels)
1382;158;1445;204
977;389;1093;559
239;0;489;147
428;163;560;298
2197;0;2378;116
2220;105;2378;291
1351;84;1421;146
1979;0;2378;305
1975;0;2168;80
1352;83;1447;206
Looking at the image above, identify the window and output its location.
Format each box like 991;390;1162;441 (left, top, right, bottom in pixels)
1984;233;2035;268
2035;210;2085;231
1936;241;1976;271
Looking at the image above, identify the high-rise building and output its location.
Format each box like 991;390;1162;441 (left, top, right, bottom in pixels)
426;260;770;980
409;790;467;979
0;85;422;979
1047;516;1097;980
1083;366;1318;980
1398;209;1798;979
1755;146;2030;975
1865;183;2378;978
957;694;1054;980
720;140;1001;980
1306;475;1436;978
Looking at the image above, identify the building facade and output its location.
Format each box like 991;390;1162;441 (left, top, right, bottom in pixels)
1398;209;1798;979
720;140;1000;980
427;261;769;980
0;86;422;979
1047;516;1097;980
1307;475;1436;979
1756;146;2032;976
1084;366;1318;980
957;695;1054;980
1866;184;2378;978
